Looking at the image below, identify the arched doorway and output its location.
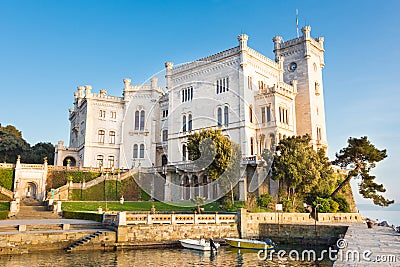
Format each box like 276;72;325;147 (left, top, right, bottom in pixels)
25;182;37;199
63;157;76;166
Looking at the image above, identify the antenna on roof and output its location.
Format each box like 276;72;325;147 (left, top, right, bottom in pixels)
296;9;299;38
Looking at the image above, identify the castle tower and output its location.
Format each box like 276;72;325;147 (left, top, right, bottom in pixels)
273;26;328;150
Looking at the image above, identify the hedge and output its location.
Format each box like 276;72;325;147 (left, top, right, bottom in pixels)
0;210;9;220
0;168;13;190
46;170;101;190
69;173;141;201
62;211;103;222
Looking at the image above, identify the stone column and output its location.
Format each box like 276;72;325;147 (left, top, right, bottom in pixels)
164;172;171;202
238;208;247;238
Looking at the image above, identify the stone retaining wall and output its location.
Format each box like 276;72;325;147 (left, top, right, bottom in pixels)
116;224;238;245
0;230;116;254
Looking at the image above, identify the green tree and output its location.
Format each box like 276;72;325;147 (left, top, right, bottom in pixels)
271;135;336;210
23;142;55;164
0;128;29;162
257;193;274;210
0;124;22;138
187;128;233;180
187;128;241;202
331;136;393;206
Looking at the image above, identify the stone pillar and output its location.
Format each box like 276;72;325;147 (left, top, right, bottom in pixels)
238;34;248;68
56;201;62;214
164;173;171;202
117;212;127;226
165;62;173;91
117;226;128;243
85;85;92;97
151;77;158;90
238;178;247;201
238;208;247;238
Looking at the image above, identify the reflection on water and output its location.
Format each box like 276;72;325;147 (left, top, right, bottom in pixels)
0;246;334;267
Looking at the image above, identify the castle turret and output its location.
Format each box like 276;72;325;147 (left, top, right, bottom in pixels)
273;26;328;150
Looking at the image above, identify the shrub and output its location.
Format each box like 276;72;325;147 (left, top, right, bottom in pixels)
0;210;9;220
0;168;13;190
62;211;103;222
257;193;274;210
334;194;350;213
313;197;339;213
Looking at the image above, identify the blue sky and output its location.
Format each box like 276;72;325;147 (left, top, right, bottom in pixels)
0;1;399;204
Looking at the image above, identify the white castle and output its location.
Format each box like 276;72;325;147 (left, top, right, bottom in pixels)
54;26;328;201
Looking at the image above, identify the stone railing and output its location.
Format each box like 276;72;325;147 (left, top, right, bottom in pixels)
0;186;13;199
19;164;44;169
104;212;236;226
0;163;14;169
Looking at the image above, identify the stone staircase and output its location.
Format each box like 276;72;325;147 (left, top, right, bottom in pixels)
11;199;61;220
65;231;104;252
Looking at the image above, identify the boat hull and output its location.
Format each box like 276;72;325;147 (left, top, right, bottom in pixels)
225;238;275;250
179;239;220;251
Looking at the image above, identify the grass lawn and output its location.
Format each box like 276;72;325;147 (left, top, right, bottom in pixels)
0;202;10;211
61;201;232;213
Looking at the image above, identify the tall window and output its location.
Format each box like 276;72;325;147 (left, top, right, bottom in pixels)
224;106;229;125
248;76;253;90
97;155;104;167
109;131;115;144
183;115;187;132
98;130;105;143
110;111;117;119
140;110;145;130
249;105;253;123
108;156;114;168
99;110;106;118
317;127;322;141
133;144;138;158
162;130;168;141
250;137;254;155
261;106;271;123
216;77;229;94
134;111;139;130
181;86;193;102
182;144;187;161
188;114;192;131
139;144;145;158
217;107;222;126
261;107;266;123
279;107;289;124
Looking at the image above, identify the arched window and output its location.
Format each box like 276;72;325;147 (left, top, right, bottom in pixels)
182;144;187;161
269;134;275;148
134;111;140;130
140;110;145;130
109;131;116;144
97;155;104;167
133;144;138;158
249;105;253;123
162;155;168;166
250;137;254;155
108;155;114;168
183;115;187;132
224;106;229;125
98;130;105;143
188;114;192;131
217;107;222;126
139;144;145;158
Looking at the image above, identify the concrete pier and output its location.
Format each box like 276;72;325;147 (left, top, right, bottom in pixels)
333;223;400;267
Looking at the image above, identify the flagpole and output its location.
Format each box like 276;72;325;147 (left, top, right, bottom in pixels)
296;9;299;38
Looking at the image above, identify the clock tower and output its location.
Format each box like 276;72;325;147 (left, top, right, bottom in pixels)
273;26;328;150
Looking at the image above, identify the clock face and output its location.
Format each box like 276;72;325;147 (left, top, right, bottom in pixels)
289;62;297;71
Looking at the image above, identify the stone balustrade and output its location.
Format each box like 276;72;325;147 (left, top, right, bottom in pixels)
103;212;236;226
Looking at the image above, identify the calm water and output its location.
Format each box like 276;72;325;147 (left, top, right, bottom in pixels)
0;247;334;267
359;210;400;226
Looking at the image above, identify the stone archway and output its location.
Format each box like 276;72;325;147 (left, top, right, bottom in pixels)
63;157;76;166
24;182;37;199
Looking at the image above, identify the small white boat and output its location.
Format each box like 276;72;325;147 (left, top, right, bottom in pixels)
179;238;220;251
